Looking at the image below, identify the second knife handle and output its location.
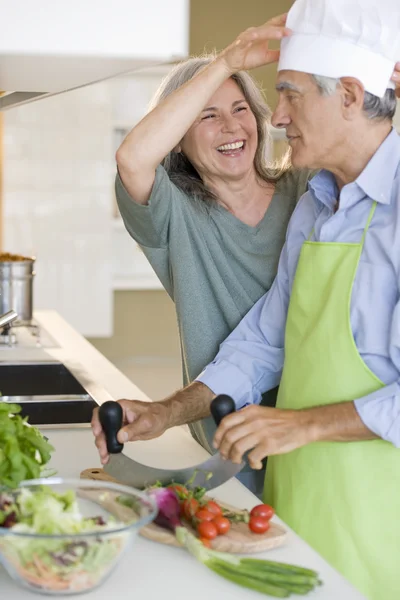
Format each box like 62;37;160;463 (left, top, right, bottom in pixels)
98;401;124;454
210;394;236;427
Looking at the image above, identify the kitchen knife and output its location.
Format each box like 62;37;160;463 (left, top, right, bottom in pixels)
99;395;244;491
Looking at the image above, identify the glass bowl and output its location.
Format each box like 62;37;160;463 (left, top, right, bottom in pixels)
0;477;157;595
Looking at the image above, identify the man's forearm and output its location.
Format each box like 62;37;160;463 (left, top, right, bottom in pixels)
161;381;216;429
301;401;379;443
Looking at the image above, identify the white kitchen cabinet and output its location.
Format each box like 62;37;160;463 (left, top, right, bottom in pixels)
0;0;189;109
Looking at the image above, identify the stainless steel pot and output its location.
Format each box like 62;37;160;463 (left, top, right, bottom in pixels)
0;257;35;323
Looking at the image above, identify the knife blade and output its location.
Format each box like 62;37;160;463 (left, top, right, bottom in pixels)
99;395;244;491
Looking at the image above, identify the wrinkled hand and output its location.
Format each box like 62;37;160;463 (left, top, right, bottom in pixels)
392;62;400;99
91;400;169;465
217;14;291;75
213;405;313;469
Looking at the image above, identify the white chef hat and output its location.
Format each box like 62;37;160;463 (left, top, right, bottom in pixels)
278;0;400;97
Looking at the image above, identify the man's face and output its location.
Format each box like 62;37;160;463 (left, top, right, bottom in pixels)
272;71;345;170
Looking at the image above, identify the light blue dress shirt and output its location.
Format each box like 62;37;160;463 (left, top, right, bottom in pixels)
197;128;400;447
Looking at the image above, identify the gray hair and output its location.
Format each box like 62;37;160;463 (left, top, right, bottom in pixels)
150;55;291;204
312;74;397;121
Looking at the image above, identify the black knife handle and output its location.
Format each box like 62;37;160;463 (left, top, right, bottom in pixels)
210;394;236;426
98;401;124;454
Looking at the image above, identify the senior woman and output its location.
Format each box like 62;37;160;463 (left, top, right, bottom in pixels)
113;16;313;495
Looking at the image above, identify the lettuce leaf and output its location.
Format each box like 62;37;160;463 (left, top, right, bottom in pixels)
0;403;54;488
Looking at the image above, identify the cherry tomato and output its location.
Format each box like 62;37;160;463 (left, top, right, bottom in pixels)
197;520;218;540
203;501;222;517
199;536;212;548
168;484;188;498
195;509;215;522
250;504;275;521
249;516;271;534
182;498;199;520
213;516;231;535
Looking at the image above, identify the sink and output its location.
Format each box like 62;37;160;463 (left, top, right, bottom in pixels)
0;362;87;396
16;398;98;426
0;361;98;427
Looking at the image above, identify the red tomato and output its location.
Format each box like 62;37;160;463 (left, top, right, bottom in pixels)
249;516;271;534
203;501;222;517
182;498;199;520
199;536;212;548
168;484;188;498
250;504;275;521
197;520;218;540
195;509;215;522
213;516;231;535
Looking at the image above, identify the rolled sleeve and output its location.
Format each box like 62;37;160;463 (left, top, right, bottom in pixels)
197;359;264;409
354;382;400;447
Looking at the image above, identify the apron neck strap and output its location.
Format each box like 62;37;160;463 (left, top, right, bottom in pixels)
361;201;377;246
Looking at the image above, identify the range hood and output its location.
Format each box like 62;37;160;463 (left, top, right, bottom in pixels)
0;0;189;110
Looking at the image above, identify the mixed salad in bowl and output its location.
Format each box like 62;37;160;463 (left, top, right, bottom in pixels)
0;478;157;595
0;402;157;594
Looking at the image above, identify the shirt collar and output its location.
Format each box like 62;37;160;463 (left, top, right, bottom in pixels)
308;171;338;210
308;128;400;209
356;128;400;205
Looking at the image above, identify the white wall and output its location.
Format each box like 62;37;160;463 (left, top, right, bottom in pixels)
2;67;174;335
3;84;114;337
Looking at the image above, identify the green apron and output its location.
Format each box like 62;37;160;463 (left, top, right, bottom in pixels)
265;201;400;600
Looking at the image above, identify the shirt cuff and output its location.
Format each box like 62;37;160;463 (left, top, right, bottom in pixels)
354;381;400;447
196;359;263;409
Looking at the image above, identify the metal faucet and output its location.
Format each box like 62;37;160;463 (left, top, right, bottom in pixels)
0;309;18;331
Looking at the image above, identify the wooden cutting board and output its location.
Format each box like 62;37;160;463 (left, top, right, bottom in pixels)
80;467;287;554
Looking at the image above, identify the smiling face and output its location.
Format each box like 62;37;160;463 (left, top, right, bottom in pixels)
180;78;258;183
271;70;345;170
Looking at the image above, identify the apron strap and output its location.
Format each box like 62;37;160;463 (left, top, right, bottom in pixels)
307;200;378;244
361;201;377;246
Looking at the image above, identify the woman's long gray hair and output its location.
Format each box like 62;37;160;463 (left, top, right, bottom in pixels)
149;55;291;203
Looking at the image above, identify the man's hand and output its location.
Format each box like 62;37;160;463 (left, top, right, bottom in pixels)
91;400;170;465
213;405;313;469
213;401;378;469
392;62;400;98
91;382;215;465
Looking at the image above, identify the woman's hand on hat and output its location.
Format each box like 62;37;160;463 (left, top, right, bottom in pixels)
391;62;400;99
217;13;292;76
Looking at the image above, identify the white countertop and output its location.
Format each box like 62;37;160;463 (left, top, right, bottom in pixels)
0;310;366;600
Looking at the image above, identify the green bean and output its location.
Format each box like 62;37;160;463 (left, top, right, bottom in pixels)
240;558;319;578
208;562;290;597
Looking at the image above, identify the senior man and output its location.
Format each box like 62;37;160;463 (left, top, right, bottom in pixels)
93;0;400;597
